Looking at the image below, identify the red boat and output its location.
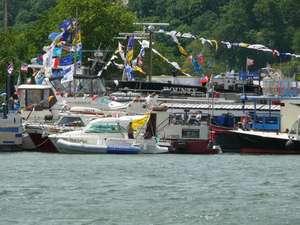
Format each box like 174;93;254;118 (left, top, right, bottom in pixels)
156;110;220;154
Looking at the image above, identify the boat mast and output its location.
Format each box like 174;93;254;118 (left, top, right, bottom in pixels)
133;23;169;82
117;23;169;82
117;32;148;81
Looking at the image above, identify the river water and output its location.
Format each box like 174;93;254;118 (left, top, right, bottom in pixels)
0;153;299;225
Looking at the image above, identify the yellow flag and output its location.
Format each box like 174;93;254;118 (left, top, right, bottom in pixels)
178;44;188;56
211;40;218;51
126;49;133;62
133;66;145;74
72;31;81;45
131;114;150;130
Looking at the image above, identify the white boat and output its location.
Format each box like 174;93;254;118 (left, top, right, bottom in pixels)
17;82;134;123
23;107;106;152
48;115;168;154
0;110;23;152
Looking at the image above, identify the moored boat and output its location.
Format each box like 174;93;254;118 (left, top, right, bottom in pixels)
155;110;219;154
48;115;168;154
24;107;105;152
0;110;23;152
214;117;300;154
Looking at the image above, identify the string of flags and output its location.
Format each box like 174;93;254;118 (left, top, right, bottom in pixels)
102;36;193;79
109;30;299;79
163;30;207;75
29;19;82;84
159;30;299;59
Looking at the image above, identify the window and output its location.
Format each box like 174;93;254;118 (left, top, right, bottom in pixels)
182;129;200;138
85;122;125;133
57;117;84;127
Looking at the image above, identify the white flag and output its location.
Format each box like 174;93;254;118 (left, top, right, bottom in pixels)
61;64;74;84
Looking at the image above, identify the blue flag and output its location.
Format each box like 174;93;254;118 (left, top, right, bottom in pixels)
60;55;74;66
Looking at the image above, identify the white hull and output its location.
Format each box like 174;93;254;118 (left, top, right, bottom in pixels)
51;137;168;154
0;112;23;152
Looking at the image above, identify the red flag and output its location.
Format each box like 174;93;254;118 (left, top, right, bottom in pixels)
200;75;209;86
52;58;60;69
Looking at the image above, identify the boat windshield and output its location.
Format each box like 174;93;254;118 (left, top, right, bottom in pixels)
57;116;84;127
84;122;125;133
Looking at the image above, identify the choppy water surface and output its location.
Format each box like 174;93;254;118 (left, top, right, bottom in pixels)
0;153;299;225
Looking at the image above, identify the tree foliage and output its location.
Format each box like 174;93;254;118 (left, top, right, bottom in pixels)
128;0;300;76
0;0;136;87
0;0;299;89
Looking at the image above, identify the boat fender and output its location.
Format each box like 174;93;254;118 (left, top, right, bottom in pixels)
285;139;294;150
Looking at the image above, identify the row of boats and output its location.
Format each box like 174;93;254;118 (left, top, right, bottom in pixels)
1;75;300;155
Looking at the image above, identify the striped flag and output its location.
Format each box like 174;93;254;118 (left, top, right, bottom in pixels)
7;63;14;75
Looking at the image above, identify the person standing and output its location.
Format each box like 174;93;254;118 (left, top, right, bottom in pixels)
128;121;134;139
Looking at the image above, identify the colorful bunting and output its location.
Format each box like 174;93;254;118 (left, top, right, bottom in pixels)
29;18;81;83
160;30;299;59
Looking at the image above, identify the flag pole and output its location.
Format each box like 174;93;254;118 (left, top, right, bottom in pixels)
244;58;248;96
133;22;169;82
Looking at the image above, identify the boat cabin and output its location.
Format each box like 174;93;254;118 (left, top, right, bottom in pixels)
155;110;209;141
17;84;57;111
